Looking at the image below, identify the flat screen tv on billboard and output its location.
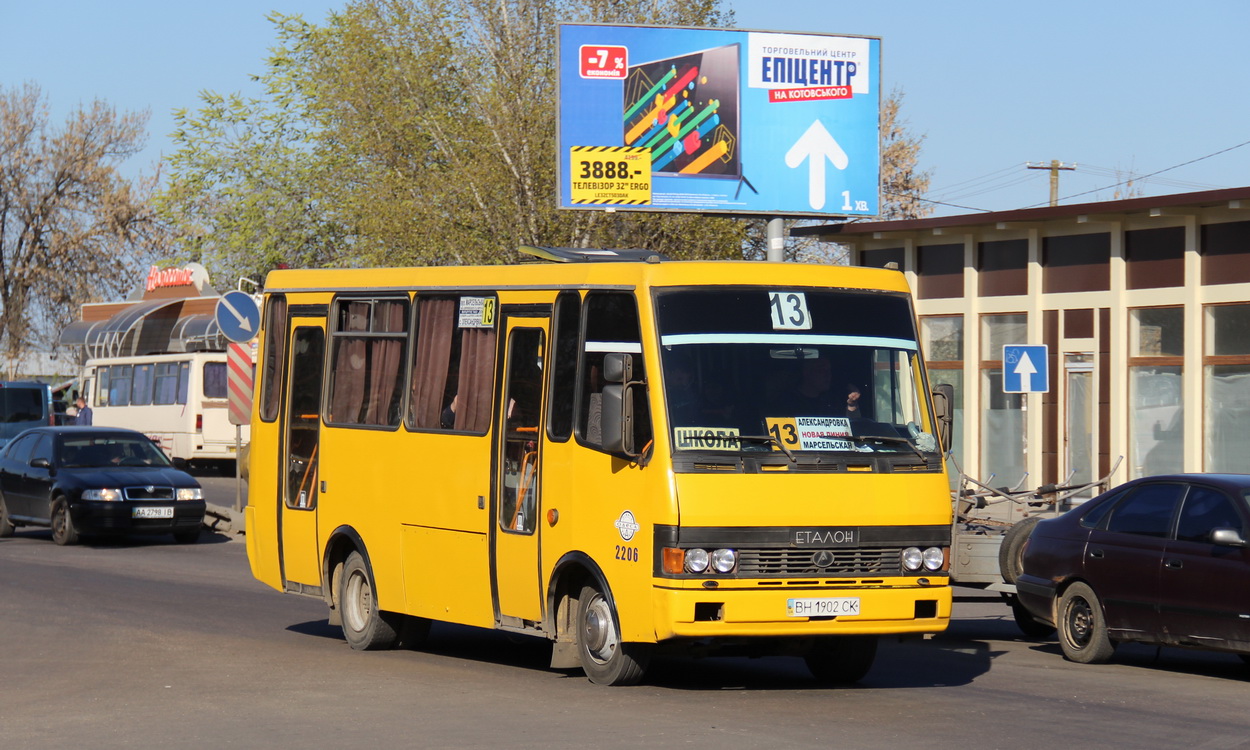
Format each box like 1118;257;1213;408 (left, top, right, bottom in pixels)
559;24;881;218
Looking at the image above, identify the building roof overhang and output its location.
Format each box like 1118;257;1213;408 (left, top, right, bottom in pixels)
792;186;1250;242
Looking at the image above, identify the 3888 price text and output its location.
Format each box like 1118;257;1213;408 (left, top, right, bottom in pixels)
577;159;640;180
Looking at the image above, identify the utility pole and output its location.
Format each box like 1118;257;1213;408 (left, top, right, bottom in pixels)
1026;160;1076;206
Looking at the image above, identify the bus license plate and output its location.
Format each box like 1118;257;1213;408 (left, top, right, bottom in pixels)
787;597;860;617
133;506;174;519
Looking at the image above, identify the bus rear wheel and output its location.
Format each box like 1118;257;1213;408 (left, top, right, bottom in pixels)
576;584;651;686
339;550;401;650
804;635;878;684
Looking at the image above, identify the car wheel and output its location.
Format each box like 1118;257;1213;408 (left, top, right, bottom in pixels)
1057;582;1115;663
50;499;79;546
804;635;878;684
338;550;402;650
998;516;1042;585
173;529;201;545
1010;597;1055;639
576;583;651;686
0;495;14;538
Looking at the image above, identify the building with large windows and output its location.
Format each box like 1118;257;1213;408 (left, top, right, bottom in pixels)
795;187;1250;493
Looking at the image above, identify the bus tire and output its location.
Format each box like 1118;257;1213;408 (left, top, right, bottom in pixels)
998;515;1042;585
0;495;14;537
51;499;79;546
805;635;878;684
339;550;401;651
576;584;650;686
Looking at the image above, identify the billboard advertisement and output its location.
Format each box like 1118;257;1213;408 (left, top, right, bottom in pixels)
558;24;881;218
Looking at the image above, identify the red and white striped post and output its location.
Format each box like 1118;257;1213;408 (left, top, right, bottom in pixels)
227;342;254;511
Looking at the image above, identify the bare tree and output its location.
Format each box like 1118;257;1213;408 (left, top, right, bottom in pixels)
0;83;164;375
879;87;932;220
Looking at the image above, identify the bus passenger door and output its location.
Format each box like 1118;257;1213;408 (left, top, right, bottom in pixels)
280;324;325;589
492;316;548;625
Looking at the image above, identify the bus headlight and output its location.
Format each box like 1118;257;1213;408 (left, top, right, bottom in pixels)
922;546;946;571
685;548;710;573
177;487;204;501
901;546;923;571
81;488;122;502
710;548;737;573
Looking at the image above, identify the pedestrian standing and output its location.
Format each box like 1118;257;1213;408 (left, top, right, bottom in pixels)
74;397;93;425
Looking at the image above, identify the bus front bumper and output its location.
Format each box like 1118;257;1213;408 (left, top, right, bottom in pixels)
651;579;951;641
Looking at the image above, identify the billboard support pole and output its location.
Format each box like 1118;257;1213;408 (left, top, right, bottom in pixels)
766;217;785;262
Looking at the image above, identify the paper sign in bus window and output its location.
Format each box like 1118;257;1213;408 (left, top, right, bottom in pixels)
674;426;741;451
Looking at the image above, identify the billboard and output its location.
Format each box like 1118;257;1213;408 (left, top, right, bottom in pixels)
558;24;881;218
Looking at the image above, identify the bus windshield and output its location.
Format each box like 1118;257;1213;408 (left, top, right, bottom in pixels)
656;288;939;461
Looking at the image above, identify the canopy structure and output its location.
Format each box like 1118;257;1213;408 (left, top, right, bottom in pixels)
59;300;228;359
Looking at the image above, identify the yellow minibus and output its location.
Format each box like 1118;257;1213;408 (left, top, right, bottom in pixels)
246;248;952;685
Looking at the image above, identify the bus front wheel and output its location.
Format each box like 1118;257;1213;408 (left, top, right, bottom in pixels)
576;584;651;686
339;550;401;650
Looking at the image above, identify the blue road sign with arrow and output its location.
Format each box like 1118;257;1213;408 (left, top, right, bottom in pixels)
215;290;261;343
1003;345;1049;393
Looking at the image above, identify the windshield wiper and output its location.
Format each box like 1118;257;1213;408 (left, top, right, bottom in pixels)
848;434;927;461
737;434;797;463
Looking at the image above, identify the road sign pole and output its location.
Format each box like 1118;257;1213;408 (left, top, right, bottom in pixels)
235;425;242;513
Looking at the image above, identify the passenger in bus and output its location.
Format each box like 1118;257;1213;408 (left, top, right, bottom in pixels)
792;356;838;415
440;394;459;429
843;383;863;417
74;397;93;425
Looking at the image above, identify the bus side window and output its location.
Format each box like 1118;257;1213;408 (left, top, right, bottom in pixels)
327;297;408;427
408;295;497;434
576;292;651;454
546;291;580;442
96;367;111;407
109;365;133;407
260;294;288;422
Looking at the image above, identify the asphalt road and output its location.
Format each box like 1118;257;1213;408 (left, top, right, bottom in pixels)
2;476;1249;748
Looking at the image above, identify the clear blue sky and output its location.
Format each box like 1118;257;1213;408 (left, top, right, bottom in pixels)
3;0;1248;217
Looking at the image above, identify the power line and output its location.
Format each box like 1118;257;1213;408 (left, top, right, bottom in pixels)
883;191;991;213
1026;138;1250;208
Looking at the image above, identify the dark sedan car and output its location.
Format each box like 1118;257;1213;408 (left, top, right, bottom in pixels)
1017;474;1250;664
0;427;205;545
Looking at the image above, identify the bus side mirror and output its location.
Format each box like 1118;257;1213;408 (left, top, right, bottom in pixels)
603;352;632;384
602;353;636;456
932;383;954;453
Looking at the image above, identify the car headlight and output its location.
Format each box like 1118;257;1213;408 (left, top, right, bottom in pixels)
710;548;737;573
922;546;946;571
902;546;923;571
81;488;123;502
685;548;710;573
177;487;204;501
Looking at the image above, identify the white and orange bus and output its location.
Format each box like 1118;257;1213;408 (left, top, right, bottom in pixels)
246;248;953;685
